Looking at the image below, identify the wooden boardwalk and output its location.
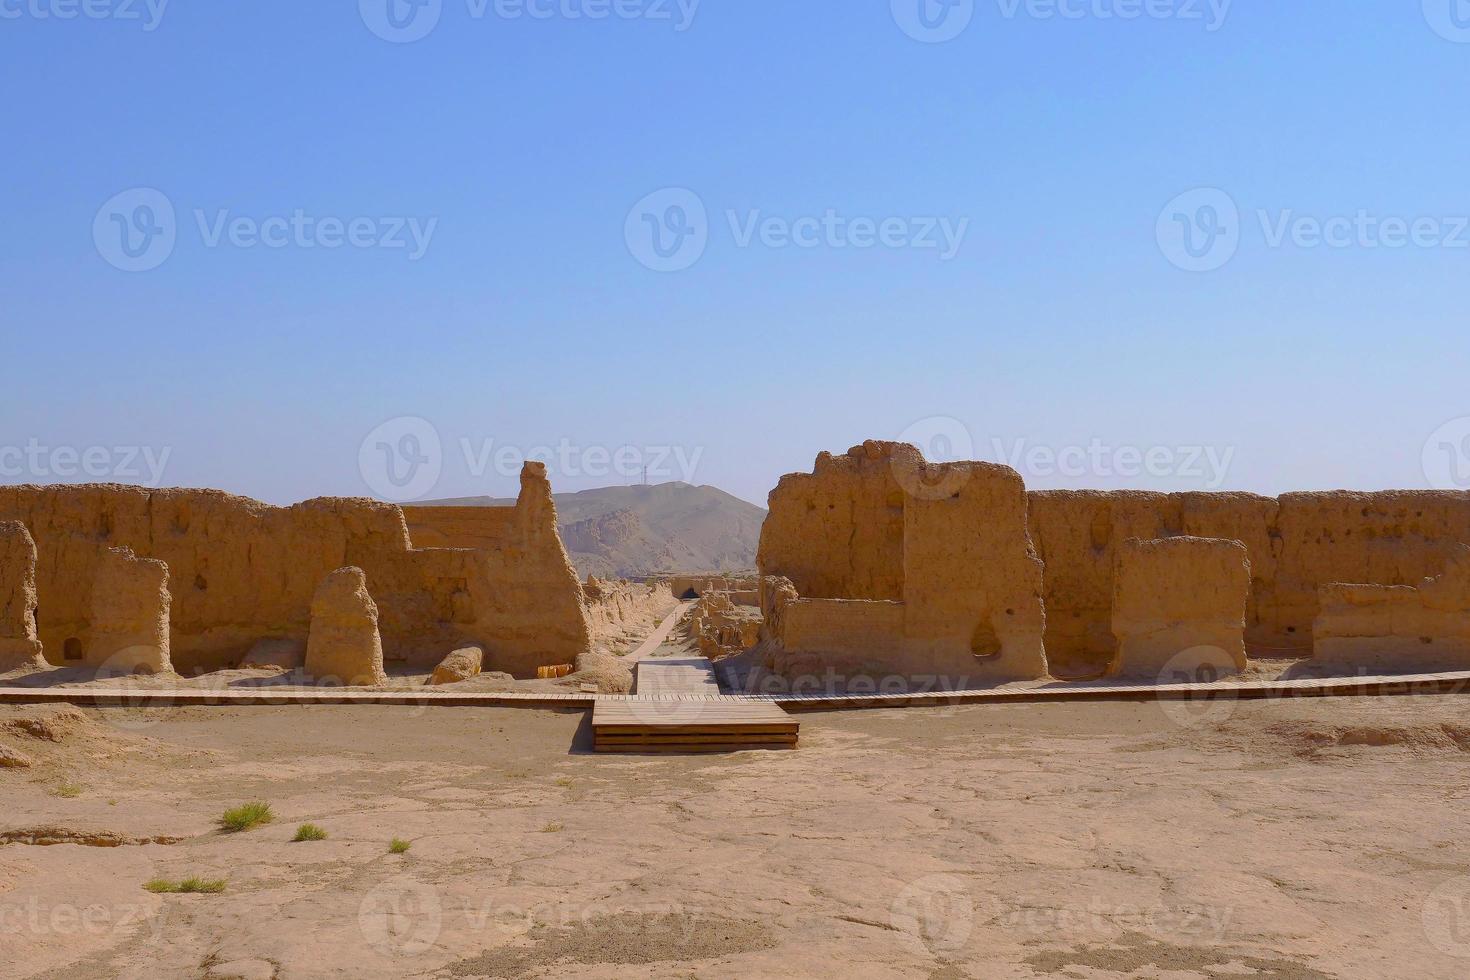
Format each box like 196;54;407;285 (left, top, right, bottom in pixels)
0;668;1466;723
591;697;798;753
634;657;723;696
589;656;799;753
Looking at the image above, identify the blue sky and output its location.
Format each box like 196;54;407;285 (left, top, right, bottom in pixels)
3;1;1469;506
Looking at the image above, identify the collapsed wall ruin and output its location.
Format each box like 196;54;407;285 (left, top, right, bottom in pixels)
1028;489;1470;677
757;442;1470;682
758;442;1047;683
0;462;592;678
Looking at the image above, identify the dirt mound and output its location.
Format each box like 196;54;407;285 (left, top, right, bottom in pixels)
570;650;633;694
0;705;96;742
0;744;31;768
1262;720;1470;755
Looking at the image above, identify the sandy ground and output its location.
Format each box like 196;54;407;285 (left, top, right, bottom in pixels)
3;688;1470;979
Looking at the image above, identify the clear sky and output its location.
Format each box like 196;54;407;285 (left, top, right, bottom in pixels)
4;1;1469;507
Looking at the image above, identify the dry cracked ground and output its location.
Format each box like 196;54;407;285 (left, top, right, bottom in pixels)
3;691;1470;979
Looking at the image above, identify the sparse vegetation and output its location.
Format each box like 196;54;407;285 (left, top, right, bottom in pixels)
50;782;82;799
388;838;411;854
292;823;328;842
541;821;565;833
554;776;574;788
219;801;274;833
144;877;227;894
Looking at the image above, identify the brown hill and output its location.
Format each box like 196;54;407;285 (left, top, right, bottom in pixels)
421;482;765;579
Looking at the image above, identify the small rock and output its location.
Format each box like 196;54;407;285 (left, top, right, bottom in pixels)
428;645;483;685
0;744;32;768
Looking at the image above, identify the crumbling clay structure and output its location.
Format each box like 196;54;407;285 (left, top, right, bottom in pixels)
87;546;173;675
758;442;1047;684
1030;489;1470;678
305;567;387;686
667;574;758;602
0;521;45;671
758;442;1470;684
683;591;761;660
1313;545;1470;672
429;645;483;685
1109;537;1249;680
581;577;675;640
0;462;592;678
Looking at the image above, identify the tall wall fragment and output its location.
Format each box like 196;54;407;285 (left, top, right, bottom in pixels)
0;521;44;671
88;546;173;675
305;566;387;686
1110;536;1250;680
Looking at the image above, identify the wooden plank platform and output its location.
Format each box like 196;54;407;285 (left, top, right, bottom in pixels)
634;657;723;697
592;696;799;754
0;669;1466;717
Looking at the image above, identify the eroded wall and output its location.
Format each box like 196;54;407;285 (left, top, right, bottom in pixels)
758;441;1470;682
1030;489;1470;675
761;443;1048;682
758;442;909;601
0;463;592;676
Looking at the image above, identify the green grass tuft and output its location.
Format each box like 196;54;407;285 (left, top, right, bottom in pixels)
145;877;226;894
292;823;328;842
50;782;83;799
219;801;273;833
388;838;411;854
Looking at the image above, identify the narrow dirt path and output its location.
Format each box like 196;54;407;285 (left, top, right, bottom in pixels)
625;601;695;664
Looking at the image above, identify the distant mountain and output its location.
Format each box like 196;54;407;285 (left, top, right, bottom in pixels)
420;482;766;580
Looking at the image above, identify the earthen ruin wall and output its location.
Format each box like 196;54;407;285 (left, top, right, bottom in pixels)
0;465;592;676
1029;489;1470;672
